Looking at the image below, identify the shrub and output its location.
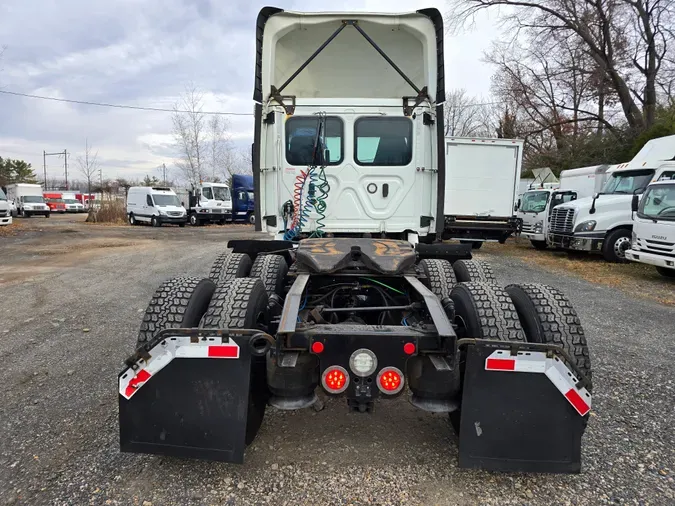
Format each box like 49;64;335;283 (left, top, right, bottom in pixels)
86;200;126;224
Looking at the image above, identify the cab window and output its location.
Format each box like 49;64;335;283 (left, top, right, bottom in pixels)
202;187;214;200
286;117;343;166
355;117;413;166
146;195;153;206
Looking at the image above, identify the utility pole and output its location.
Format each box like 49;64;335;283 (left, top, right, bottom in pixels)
43;149;68;189
163;163;167;186
64;149;68;190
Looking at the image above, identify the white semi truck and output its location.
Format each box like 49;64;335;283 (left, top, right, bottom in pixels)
5;183;50;218
626;177;675;278
119;7;593;474
518;164;611;249
548;135;675;262
443;137;524;247
177;182;233;226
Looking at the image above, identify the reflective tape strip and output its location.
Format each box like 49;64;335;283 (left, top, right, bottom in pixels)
484;350;592;416
119;336;240;400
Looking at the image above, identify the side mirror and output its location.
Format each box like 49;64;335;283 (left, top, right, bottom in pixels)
181;201;185;207
514;199;520;211
631;194;639;212
324;149;330;165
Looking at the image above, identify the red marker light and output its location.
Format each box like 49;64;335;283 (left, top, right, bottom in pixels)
311;341;324;354
403;342;415;355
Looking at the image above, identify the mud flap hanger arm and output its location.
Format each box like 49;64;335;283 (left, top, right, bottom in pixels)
270;20;429;116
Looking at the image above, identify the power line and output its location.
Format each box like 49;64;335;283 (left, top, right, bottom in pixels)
0;89;253;116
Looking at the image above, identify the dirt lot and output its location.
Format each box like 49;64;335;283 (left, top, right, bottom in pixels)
1;215;673;505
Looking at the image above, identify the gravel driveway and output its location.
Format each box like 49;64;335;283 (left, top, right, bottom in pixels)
1;221;673;505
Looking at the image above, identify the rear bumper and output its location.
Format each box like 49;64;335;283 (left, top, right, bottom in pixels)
626;249;675;269
547;232;603;252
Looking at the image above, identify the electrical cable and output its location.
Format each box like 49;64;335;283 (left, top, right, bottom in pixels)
360;277;406;295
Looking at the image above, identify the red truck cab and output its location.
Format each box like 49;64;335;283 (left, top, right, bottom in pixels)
44;192;67;213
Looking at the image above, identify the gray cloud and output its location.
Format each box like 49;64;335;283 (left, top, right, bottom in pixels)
0;0;498;181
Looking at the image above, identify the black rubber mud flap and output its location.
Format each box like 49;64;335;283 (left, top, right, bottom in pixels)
119;334;255;464
457;342;586;474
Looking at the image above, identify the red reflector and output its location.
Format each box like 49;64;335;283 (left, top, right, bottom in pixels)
125;369;151;398
486;358;515;371
324;368;347;391
207;345;238;358
403;342;415;355
379;370;401;392
564;388;591;416
311;341;324;354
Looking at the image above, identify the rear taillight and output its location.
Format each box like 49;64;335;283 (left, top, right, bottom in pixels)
321;366;349;394
377;367;404;395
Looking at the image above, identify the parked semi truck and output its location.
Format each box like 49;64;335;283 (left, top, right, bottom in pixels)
6;184;50;218
176;182;233;226
119;7;593;474
626;177;675;278
548;135;675;262
443;137;523;247
232;174;255;224
518;164;611;249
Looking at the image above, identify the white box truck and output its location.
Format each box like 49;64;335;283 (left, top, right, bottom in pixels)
625;177;675;278
517;164;611;249
5;183;50;218
548;135;675;262
0;187;12;226
61;192;86;213
443;137;523;247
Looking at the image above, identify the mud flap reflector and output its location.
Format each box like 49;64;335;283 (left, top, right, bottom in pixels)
458;345;591;473
119;336;252;463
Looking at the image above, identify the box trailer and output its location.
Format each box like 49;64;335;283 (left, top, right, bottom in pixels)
443;137;523;245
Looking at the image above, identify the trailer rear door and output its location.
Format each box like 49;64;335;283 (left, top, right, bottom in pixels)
444;138;522;219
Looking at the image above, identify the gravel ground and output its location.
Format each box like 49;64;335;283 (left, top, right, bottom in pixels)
1;219;673;505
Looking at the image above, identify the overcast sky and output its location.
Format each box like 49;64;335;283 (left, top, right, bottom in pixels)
0;0;499;182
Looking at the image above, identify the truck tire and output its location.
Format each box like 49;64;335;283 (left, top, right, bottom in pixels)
504;283;591;388
602;228;631;263
128;213;136;226
250;254;288;296
151;216;160;227
209;252;252;285
450;282;525;342
419;259;456;299
201;278;269;445
452;259;496;283
248;214;256;225
137;277;216;348
656;266;675;278
530;240;547;250
189;213;201;226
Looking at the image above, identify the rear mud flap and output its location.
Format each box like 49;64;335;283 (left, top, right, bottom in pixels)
119;333;267;464
457;342;588;473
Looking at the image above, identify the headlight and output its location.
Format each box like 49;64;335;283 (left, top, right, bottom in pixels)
631;231;637;247
534;220;544;232
575;220;597;232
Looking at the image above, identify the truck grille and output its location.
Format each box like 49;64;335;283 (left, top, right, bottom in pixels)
521;223;535;233
636;238;675;257
549;208;575;233
167;211;183;217
0;210;8;218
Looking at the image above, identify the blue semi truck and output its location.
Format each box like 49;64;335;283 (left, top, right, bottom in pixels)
231;174;255;224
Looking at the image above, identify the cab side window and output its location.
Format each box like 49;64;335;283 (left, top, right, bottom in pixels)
202;187;214;200
146;195;154;207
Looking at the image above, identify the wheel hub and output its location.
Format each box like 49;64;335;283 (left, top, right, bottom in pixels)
614;236;631;258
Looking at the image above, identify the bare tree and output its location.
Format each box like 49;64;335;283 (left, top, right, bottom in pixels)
444;89;494;136
450;0;675;131
76;139;98;208
172;84;235;186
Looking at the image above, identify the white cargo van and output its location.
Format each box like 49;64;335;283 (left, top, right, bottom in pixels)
0;187;12;226
548;135;675;262
6;183;50;218
626;177;675;278
126;187;187;227
443;137;523;246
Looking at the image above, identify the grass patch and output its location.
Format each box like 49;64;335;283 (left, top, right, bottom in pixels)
85;200;127;224
483;238;675;307
0;221;24;237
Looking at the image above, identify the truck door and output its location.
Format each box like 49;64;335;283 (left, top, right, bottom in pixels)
277;114;430;234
